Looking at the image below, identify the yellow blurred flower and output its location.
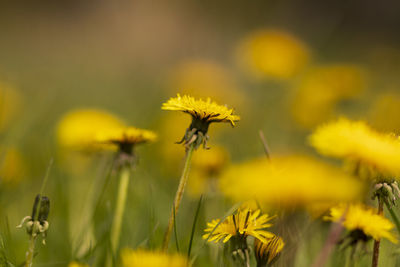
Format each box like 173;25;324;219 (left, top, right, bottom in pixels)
235;29;310;80
370;93;400;132
187;146;229;197
0;83;22;131
162;94;239;148
291;64;366;129
219;156;364;208
121;249;188;267
96;126;157;150
203;207;274;243
56;108;125;151
0;146;25;185
254;234;285;266
324;203;397;243
309;118;400;177
168;59;245;106
68;261;89;267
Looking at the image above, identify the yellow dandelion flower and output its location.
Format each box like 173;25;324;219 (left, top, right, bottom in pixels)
254;234;285;266
56;108;125;151
309;118;400;177
96;126;157;149
121;249;188;267
219;156;364;208
68;261;89;267
203;208;274;244
291;64;366;129
235;29;309;80
324;203;397;243
162;94;239;148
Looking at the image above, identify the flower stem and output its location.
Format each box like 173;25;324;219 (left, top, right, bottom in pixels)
162;143;195;251
383;198;400;235
372;196;383;267
25;235;36;267
107;167;130;266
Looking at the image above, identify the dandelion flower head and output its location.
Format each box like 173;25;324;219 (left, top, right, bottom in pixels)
96;127;157;149
254;234;285;265
219;156;364;208
309;118;400;177
235;29;309;80
324;203;397;243
121;249;188;267
68;262;89;267
56;108;125;151
203;207;274;243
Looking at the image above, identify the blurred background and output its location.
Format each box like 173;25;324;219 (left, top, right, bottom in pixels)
1;0;400;266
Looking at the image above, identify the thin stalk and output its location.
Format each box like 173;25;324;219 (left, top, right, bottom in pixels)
106;167;131;267
162;143;195;251
372;196;383;267
383;198;400;235
25;235;36;267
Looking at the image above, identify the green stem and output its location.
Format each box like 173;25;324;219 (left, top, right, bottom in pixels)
372;196;383;267
162;143;195;251
25;235;36;267
106;167;130;267
383;199;400;235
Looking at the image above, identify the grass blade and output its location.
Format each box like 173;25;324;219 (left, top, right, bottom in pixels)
187;195;203;258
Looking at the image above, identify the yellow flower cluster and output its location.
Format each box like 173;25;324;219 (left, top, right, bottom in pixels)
203;208;274;243
121;249;188;267
162;94;240;127
309;118;400;177
219;156;364;208
324;203;397;243
68;262;89;267
235;29;309;80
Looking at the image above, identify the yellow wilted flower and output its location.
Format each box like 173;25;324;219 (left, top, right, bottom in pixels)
324;203;397;243
235;29;309;80
203;207;275;243
254;234;285;266
219;156;364;208
68;261;89;267
56;108;125;151
0;83;22;131
291;64;366;129
168;59;244;106
162;94;239;148
121;249;188;267
309;118;400;177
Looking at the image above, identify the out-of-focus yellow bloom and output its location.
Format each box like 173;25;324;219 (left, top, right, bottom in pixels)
56;109;125;151
254;234;285;265
235;29;309;80
68;262;89;267
0;83;22;131
219;156;364;208
309;118;400;177
168;59;245;106
96;126;157;148
121;249;188;267
324;203;397;243
0;146;25;185
370;93;400;132
162;94;239;148
188;146;229;196
203;207;274;243
162;94;240;127
291;64;366;129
